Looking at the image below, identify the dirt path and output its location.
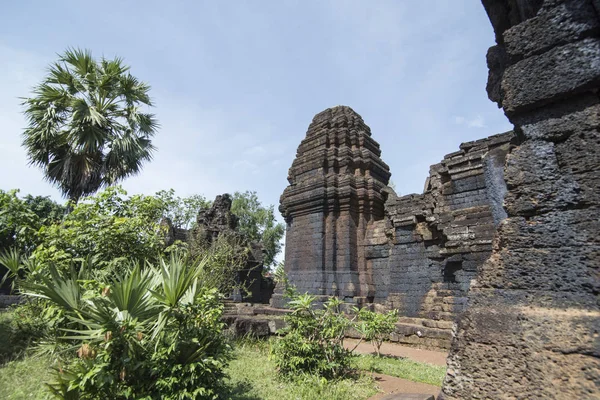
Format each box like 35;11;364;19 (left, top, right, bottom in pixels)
344;338;448;366
343;339;447;399
367;373;440;400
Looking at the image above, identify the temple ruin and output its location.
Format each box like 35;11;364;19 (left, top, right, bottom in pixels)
276;1;600;398
161;194;273;304
276;105;516;325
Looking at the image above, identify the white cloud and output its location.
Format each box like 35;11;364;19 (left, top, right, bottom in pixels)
243;145;267;156
454;115;486;129
232;160;260;175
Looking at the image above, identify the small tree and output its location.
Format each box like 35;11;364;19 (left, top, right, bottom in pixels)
271;294;354;379
155;189;211;229
231;191;284;268
22;48;158;204
356;308;399;357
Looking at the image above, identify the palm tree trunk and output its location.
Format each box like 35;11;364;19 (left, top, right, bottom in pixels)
65;195;80;214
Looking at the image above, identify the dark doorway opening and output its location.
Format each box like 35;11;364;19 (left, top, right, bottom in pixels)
443;261;463;283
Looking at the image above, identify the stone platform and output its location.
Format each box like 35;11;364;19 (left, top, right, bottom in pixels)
222;301;453;350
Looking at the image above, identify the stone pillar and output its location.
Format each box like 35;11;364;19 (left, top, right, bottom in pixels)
441;1;600;398
272;106;390;307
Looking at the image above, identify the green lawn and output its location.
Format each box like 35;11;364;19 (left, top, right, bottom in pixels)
355;353;446;386
0;311;446;399
225;341;378;400
0;311;53;400
0;355;53;400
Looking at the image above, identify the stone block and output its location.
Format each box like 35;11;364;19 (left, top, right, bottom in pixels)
443;341;600;399
503;0;600;59
502;38;600;115
514;94;600;141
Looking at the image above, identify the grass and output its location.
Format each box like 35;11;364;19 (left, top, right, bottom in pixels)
0;310;53;400
225;340;378;400
355;353;446;386
0;310;446;399
0;355;53;400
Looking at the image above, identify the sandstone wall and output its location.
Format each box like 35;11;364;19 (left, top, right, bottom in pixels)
366;132;515;322
441;1;600;398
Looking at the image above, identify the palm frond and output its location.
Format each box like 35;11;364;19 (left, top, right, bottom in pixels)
22;264;82;311
0;247;23;287
22;48;158;202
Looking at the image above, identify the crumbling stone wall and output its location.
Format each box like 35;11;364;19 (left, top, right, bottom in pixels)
441;1;600;398
277;106;516;324
162;194;273;304
366;132;515;322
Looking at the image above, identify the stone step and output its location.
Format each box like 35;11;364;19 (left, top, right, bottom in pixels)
346;320;453;350
397;317;454;330
0;295;22;308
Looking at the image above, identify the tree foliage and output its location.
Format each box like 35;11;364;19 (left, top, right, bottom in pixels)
155;189;211;229
0;190;66;253
31;186;165;271
0;189;44;253
231;191;284;267
21;48;158;203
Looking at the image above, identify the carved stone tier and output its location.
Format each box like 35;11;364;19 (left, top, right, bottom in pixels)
272;106;391;306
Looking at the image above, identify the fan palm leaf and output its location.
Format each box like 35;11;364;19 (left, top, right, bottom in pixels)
22;48;158;203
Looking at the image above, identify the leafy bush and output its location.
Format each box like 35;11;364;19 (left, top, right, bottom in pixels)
271;294;354;379
0;190;65;292
22;253;230;400
355;308;398;357
32;186;165;272
231;191;284;268
0;190;48;253
188;233;249;296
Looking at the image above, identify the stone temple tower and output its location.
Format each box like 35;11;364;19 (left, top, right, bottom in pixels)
272;106;391;307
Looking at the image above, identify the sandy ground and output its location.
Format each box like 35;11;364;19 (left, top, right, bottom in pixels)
368;373;440;400
344;338;448;366
343;339;448;399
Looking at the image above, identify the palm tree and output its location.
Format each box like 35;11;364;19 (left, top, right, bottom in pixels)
22;48;158;204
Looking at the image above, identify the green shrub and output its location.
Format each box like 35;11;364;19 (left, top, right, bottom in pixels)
355;308;398;357
271;294;354;379
22;253;230;400
31;186;165;272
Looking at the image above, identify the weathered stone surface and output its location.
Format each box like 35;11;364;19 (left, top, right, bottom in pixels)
503;0;600;58
368;132;514;322
486;45;508;105
503;140;584;215
501;38;600;114
381;395;434;400
514;94;600;141
0;295;22;308
161;194;273;304
482;0;545;43
441;1;600;398
225;317;271;337
273;106;391;307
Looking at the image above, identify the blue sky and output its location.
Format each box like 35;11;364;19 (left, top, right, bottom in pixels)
0;0;512;214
